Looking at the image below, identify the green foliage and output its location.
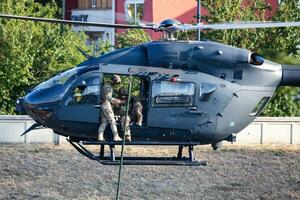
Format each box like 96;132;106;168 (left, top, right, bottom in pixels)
116;29;151;48
261;51;300;116
200;0;300;53
0;0;87;114
84;39;113;57
263;87;300;116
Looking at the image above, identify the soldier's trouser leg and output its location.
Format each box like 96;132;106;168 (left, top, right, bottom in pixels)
136;109;143;126
101;103;122;141
98;110;108;141
121;115;131;141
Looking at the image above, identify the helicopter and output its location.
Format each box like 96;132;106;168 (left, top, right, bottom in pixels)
1;14;300;166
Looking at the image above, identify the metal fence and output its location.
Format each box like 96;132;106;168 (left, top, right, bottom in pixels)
0;115;300;144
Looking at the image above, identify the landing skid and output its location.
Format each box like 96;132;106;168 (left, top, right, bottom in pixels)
67;139;208;166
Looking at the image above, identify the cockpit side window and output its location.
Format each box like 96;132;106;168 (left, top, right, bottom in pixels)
65;75;100;106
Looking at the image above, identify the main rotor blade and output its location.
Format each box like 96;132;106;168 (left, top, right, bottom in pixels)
0;14;156;30
180;21;300;31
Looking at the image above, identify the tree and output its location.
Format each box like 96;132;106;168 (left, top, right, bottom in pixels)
0;0;88;114
201;0;300;53
262;51;300;116
116;29;151;48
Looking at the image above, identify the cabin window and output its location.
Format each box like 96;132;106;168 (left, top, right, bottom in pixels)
249;97;270;116
66;75;100;106
151;81;195;107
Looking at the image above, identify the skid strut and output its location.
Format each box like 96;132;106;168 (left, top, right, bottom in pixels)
68;139;208;166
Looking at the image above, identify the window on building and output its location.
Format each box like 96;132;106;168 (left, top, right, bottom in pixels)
85;32;104;54
151;81;195;107
71;15;88;22
125;0;144;23
92;0;96;8
78;0;112;9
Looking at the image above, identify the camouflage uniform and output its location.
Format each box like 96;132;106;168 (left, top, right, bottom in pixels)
131;100;143;126
98;83;122;141
120;114;131;141
73;87;83;103
116;87;131;141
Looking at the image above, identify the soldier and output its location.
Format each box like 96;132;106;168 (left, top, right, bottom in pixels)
131;98;143;126
98;75;123;141
73;81;87;104
117;87;131;142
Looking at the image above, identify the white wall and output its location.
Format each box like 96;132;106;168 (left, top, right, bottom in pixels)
236;117;300;144
0;115;60;144
1;116;300;145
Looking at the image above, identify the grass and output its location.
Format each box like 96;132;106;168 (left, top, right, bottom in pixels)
0;144;299;199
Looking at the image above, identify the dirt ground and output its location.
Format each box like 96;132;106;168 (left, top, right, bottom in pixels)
0;144;299;200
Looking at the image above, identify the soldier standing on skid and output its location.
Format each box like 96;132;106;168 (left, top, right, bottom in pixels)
117;87;132;142
98;75;123;141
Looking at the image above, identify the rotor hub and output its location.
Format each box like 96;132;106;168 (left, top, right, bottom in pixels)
158;19;182;32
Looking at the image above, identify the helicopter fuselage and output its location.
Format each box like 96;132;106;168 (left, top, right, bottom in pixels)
20;40;291;145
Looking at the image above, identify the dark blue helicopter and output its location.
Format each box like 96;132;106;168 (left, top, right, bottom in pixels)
1;14;300;165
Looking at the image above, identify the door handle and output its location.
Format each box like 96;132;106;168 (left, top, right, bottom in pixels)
94;104;100;108
188;107;207;115
189;106;197;111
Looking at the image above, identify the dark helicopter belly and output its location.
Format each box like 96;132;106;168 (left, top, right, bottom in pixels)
47;111;230;144
130;126;229;144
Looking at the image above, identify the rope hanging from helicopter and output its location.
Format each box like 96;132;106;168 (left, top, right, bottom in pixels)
115;73;133;200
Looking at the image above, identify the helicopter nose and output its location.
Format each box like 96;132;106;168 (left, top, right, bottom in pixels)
16;98;26;113
22;90;55;124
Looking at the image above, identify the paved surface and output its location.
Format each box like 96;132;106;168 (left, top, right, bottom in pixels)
0;144;299;200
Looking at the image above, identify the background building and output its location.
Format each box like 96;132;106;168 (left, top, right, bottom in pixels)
65;0;116;51
65;0;283;46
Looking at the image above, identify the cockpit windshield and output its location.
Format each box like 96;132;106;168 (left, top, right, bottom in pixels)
36;68;78;90
26;68;79;104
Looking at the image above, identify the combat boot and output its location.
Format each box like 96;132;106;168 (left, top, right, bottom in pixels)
98;133;104;141
125;134;131;142
136;122;142;126
124;130;131;142
113;133;122;141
